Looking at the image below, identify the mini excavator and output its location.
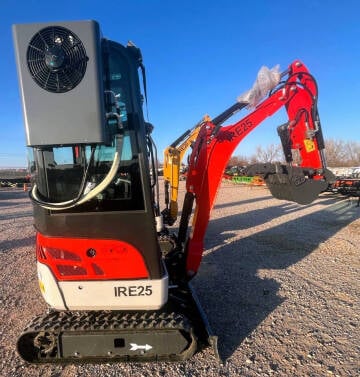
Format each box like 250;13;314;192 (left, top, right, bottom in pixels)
13;20;334;363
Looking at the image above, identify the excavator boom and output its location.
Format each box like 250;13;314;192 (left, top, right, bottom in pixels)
173;60;334;277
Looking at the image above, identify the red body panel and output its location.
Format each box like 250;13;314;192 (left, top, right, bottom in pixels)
285;63;322;170
36;233;149;281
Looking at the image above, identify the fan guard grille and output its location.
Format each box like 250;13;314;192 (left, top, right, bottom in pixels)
27;26;88;93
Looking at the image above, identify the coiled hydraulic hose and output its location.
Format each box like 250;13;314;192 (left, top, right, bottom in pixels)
30;151;121;211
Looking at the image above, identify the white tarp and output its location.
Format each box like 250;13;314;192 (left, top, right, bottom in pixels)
237;65;281;108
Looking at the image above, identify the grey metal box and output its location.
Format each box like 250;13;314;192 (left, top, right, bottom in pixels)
13;20;107;146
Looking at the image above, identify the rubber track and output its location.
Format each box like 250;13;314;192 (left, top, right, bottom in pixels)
17;310;197;363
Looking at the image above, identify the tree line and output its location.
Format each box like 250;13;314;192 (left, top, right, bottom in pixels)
228;139;360;168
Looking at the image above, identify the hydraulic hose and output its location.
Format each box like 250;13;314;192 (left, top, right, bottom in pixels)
30;151;121;211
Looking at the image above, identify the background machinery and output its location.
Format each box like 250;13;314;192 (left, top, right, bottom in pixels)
13;20;334;363
162;118;205;225
330;168;360;206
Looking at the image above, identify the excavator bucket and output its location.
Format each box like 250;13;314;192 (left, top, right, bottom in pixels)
265;172;328;205
246;164;335;205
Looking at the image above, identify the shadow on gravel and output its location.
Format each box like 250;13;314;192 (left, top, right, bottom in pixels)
0;235;35;252
0;211;33;221
0;189;29;203
213;195;272;210
176;195;273;219
204;201;326;247
0;200;26;208
195;199;360;361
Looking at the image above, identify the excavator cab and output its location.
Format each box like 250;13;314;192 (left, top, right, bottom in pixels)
29;41;147;212
14;21;207;363
14;22;167;313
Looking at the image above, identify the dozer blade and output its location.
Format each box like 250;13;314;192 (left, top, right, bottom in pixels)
17;283;218;364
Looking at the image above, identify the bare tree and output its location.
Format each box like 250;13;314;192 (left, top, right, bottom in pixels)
227;139;360;168
346;141;360;166
324;139;347;166
249;144;283;163
227;155;249;167
325;139;360;167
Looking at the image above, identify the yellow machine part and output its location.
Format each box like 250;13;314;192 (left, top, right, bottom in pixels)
163;118;207;222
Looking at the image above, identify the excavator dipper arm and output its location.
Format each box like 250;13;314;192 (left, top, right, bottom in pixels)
176;60;333;278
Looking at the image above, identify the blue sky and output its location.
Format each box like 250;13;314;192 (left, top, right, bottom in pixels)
1;0;359;167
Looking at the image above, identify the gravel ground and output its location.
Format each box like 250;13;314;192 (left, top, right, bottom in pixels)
0;181;359;377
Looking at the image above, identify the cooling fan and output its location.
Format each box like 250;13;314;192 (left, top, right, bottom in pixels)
27;26;88;93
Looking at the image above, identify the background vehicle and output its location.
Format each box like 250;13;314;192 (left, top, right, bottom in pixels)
331;168;360;205
162;118;205;225
13;20;334;363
